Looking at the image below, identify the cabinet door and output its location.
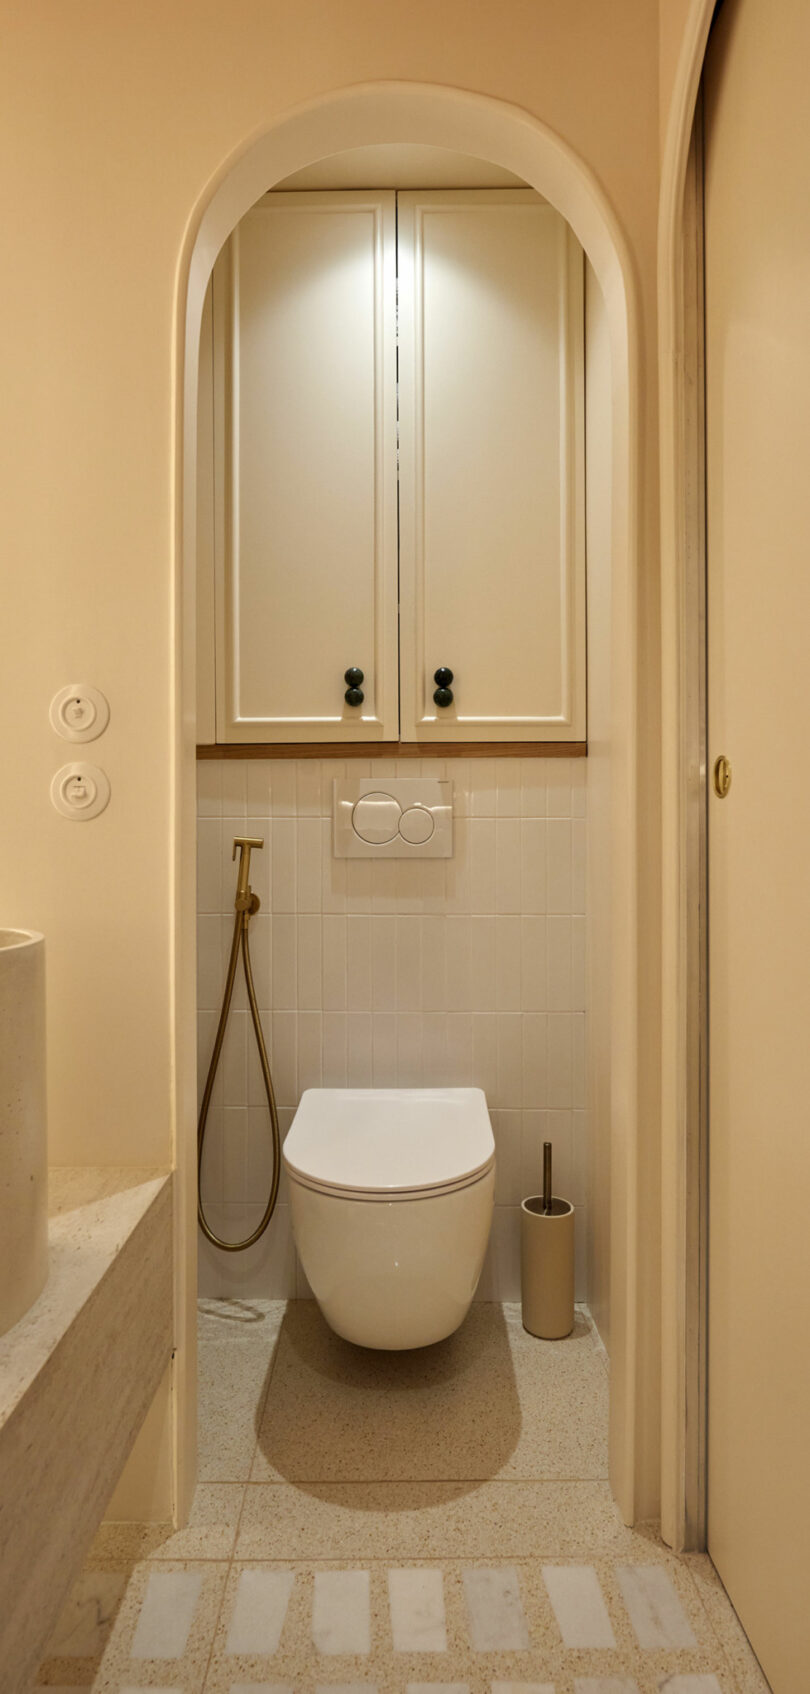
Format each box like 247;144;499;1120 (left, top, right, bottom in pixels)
398;190;585;743
214;192;398;742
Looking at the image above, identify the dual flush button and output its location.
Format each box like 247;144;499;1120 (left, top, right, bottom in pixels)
333;778;453;859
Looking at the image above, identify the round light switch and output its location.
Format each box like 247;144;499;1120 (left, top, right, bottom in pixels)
50;762;111;821
399;804;435;845
352;791;401;844
50;684;110;743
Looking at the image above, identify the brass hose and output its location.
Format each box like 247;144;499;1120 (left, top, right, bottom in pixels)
197;838;281;1251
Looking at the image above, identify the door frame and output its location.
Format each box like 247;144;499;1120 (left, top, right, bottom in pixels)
659;0;721;1551
173;80;649;1524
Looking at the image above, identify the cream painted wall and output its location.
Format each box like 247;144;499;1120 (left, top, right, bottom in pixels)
1;0;669;1522
585;264;613;1354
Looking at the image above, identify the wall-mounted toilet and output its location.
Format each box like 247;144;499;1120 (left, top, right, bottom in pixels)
284;1087;495;1349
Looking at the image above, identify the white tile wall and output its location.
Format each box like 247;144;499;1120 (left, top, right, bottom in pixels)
197;757;587;1301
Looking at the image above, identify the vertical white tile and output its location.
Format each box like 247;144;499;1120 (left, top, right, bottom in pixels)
225;1568;295;1655
492;1111;523;1204
131;1570;203;1659
572;1108;589;1206
420;916;446;1011
298;1012;323;1094
495;819;522;914
222;1105;248;1202
269;1013;297;1108
388;1567;447;1652
497;1015;523;1108
572;1014;586;1107
546;759;572;817
372;916;398;1011
444;915;472;1011
421;1013;447;1086
571;758;587;816
372;859;400;914
271;818;297;913
469;819;497;912
571;817;587;913
546;820;572;914
322;820;347;914
462;1568;529;1651
271;914;298;1010
247;760;272;816
372;1014;398;1085
522;1018;547;1109
322;915;347;1012
199;1098;224;1203
222;1010;247;1106
547;1015;573;1107
247;821;271;910
445;1013;473;1085
397;1013;424;1086
268;762;297;816
197;914;224;1011
495;758;522;816
397;917;422;1011
520;916;547;1012
452;758;472;817
247;912;271;1010
197;819;222;913
521;1110;546;1200
495;916;522;1012
323;1013;348;1087
470;757;496;815
312;1570;371;1654
469;915;496;1013
347;915;373;1012
445;819;471;913
520;758;547;818
297;914;322;1012
297;817;323;913
471;1014;499;1101
221;760;248;819
196;759;222;817
547;916;573;1011
296;758;323;816
544;1108;575;1200
572;915;587;1010
347;857;375;914
247;1103;277;1201
419;859;447;915
521;820;547;914
347;1013;373;1086
615;1566;697;1649
542;1565;616;1648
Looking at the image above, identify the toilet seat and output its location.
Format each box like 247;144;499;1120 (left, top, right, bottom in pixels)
283;1087;495;1203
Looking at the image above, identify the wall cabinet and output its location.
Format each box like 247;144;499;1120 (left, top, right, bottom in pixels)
197;189;585;745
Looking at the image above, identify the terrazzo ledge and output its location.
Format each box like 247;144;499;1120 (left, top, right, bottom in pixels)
0;1165;173;1694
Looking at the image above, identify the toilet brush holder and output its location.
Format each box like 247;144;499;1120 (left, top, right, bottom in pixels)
520;1195;575;1339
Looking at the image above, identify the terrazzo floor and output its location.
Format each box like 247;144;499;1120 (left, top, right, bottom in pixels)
34;1300;771;1694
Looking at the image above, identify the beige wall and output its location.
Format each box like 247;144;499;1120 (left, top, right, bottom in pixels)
0;0;686;1522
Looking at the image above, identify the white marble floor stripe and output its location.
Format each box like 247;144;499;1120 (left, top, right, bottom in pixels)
657;1678;723;1693
463;1567;530;1651
389;1567;448;1651
492;1682;555;1694
315;1685;379;1694
574;1679;641;1693
313;1569;372;1655
229;1684;294;1694
616;1566;697;1650
542;1566;616;1649
226;1569;295;1655
130;1569;204;1660
407;1685;470;1694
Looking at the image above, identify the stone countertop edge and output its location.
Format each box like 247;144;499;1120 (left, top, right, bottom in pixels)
0;1166;172;1433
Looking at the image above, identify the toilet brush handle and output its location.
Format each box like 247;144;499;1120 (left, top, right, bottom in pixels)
543;1141;552;1214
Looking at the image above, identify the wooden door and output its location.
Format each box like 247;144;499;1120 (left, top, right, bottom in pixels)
214;192;398;743
397;189;585;743
705;3;810;1686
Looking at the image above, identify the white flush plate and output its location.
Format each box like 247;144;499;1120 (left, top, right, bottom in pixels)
334;777;453;858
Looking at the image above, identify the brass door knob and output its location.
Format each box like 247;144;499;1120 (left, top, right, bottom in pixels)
713;755;732;798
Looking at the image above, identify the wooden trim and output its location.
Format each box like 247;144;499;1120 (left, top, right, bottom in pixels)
197;740;587;759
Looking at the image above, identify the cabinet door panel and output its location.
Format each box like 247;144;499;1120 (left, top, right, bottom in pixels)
215;192;398;742
398;191;585;742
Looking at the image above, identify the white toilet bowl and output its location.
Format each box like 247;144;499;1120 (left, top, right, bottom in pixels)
284;1087;495;1349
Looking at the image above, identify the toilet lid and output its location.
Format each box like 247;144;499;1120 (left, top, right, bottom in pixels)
283;1088;495;1197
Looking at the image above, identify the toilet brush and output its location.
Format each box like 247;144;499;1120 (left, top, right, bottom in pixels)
521;1139;575;1338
